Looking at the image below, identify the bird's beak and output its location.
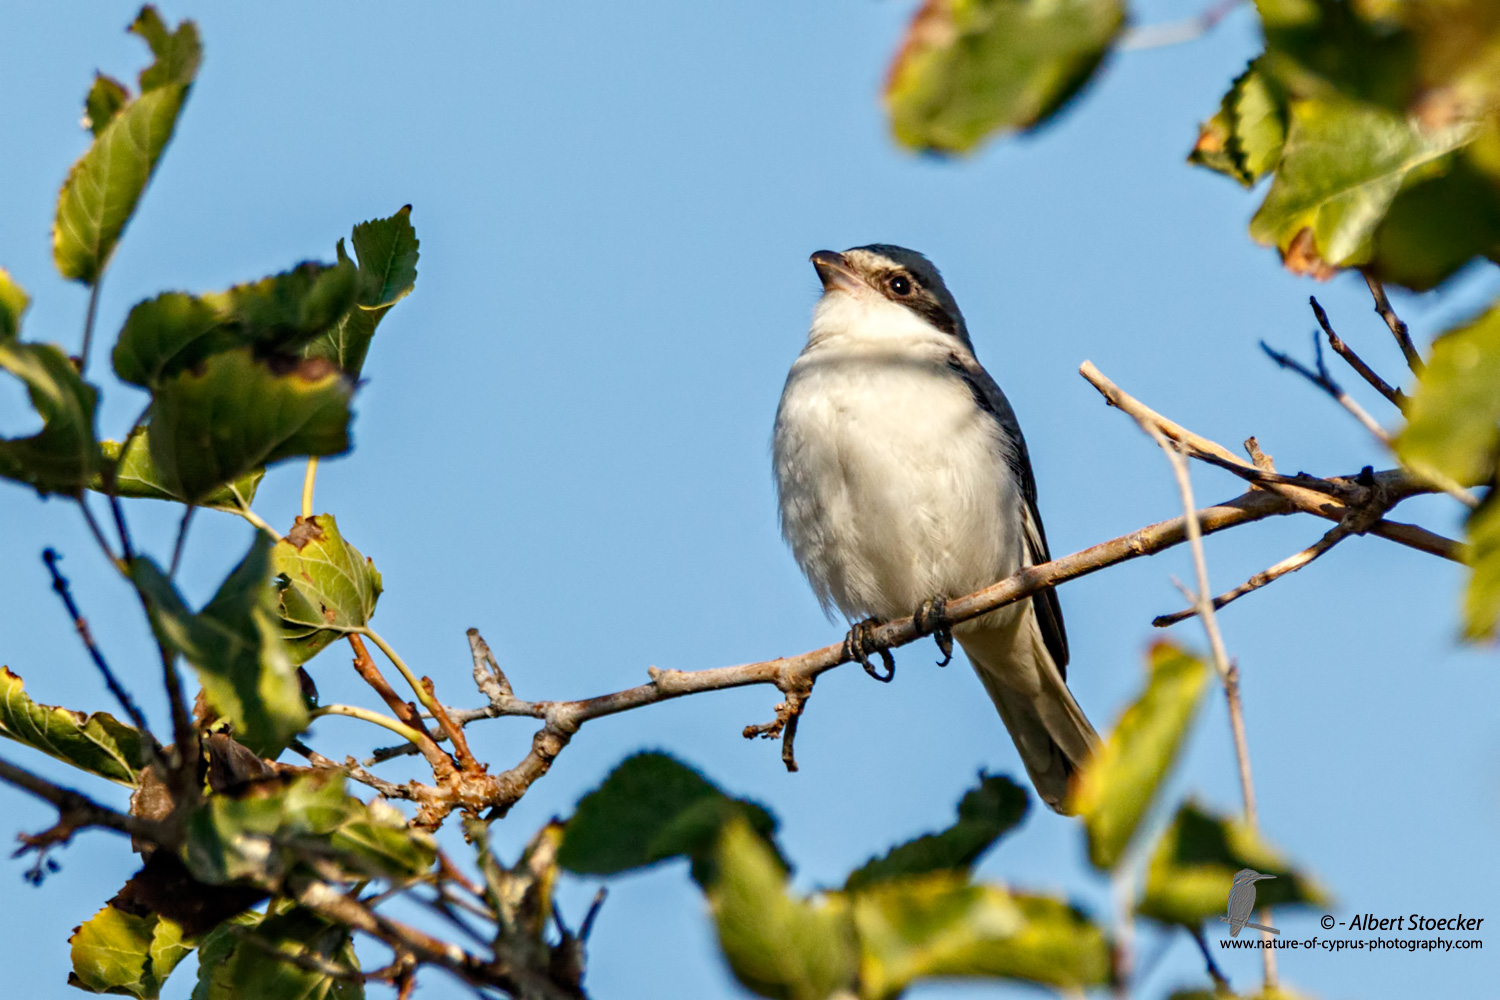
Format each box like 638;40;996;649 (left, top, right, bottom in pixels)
811;250;861;295
1254;874;1276;882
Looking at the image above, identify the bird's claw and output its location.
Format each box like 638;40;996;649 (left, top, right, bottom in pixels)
844;618;895;683
915;596;954;667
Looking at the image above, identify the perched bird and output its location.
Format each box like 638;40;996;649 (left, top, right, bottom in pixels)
1224;869;1278;936
772;244;1099;812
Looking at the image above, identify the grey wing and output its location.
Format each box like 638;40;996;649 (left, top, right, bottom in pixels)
947;353;1070;675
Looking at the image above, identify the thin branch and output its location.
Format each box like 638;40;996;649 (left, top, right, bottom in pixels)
1121;0;1240;50
1079;361;1460;558
1362;271;1423;375
360;628;453;734
78;280;103;371
1140;426;1276;989
467;629;512;703
41;548;155;742
289;875;573;1000
1260;335;1390;443
1153;520;1355;626
76;496;122;569
168;504;197;579
1261;337;1479;509
1189;927;1231;992
1309;296;1406;409
0;754;177;849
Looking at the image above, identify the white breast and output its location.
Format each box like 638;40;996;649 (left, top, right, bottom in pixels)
773;303;1023;623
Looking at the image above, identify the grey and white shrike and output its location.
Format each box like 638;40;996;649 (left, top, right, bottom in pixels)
772;245;1099;813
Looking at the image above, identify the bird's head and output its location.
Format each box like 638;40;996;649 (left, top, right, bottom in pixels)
1231;868;1275;886
807;244;971;350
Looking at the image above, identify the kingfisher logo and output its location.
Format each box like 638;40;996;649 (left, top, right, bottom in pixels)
1220;868;1280;937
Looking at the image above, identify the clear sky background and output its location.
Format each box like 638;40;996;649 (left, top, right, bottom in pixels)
1;3;1497;999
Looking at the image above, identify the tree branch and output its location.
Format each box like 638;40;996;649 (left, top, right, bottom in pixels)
1309;296;1406;410
1362;271;1424;375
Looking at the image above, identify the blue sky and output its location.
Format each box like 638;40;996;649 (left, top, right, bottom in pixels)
1;3;1496;998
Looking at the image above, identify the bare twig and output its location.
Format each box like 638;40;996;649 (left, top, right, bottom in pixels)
168;504;196;579
41;549;156;745
1261;334;1479;509
1362;271;1423;375
78;280;102;372
467;628;512;703
1154;520;1355;626
1309;296;1406;409
1079;361;1459;558
1261;335;1390;443
0;754;177;850
1190;927;1232;991
1122;0;1240;50
1140;426;1276;988
1244;436;1274;472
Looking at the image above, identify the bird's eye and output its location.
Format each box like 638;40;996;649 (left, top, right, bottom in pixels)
889;274;912;296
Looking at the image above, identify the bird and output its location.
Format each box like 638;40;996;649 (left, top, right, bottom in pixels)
1223;869;1279;936
772;244;1099;813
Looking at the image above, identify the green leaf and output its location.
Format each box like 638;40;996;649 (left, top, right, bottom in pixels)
709;816;859;1000
1190;62;1288;187
53;9;200;285
200;260;358;354
0;666;147;785
1075;642;1210;870
850;876;1111;998
193;907;362;1000
300;208;420;379
1398;298;1500;488
0;266;29;341
84;75;130;137
112;262;358;390
68;904;190;998
885;0;1125;155
1366;151;1500;291
1249;97;1473;277
560;751;777;875
112;291;231;389
271;515;382;665
134;533;308;756
145;348;352;504
130;6;204;92
184;771;434;887
0;339;101;496
1138;800;1329;928
96;433;263;511
844;774;1027;891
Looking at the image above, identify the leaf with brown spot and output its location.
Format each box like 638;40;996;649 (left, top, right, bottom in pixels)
271;515;383;665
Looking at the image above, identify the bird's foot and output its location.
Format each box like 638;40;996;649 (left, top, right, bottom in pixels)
844;618;895;683
914;595;954;667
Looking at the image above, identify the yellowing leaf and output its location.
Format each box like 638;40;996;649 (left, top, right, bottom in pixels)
0;667;148;786
1249;97;1473;276
851;876;1110;998
885;0;1125;155
271;515;382;665
709;816;858;1000
1075;642;1210;870
1138;800;1329;927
